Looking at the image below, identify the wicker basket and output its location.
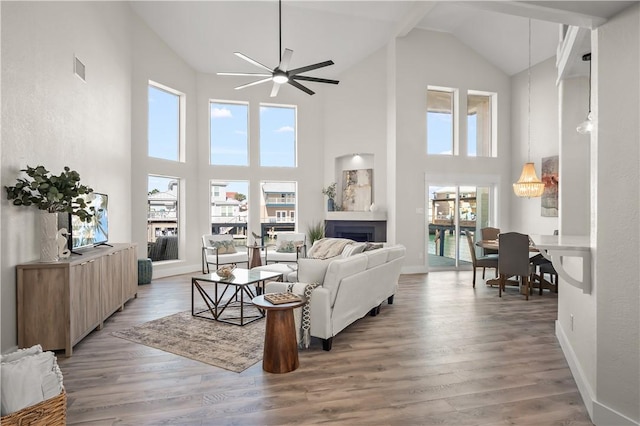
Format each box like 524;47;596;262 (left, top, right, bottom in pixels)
0;388;66;426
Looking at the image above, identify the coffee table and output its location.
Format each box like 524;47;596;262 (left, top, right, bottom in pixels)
191;268;283;326
252;295;306;373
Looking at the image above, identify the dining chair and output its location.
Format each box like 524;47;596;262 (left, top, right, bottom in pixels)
530;230;558;294
465;231;498;288
480;227;500;253
480;227;500;276
497;232;533;299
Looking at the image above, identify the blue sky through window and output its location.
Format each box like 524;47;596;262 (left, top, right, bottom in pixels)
427;112;453;155
210;102;248;166
468;114;477;156
260;105;296;167
148;86;179;161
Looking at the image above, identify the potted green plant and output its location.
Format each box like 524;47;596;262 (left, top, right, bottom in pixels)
322;182;337;212
307;221;325;246
5;165;96;262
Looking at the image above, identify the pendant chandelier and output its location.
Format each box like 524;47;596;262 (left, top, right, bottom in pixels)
513;19;545;198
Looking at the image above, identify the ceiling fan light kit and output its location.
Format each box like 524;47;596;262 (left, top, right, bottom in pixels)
218;0;339;97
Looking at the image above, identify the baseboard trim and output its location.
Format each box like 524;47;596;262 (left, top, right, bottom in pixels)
593;401;639;426
555;321;640;426
153;263;201;279
401;265;428;274
555;320;595;418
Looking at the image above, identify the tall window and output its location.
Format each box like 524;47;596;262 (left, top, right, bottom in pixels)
209;180;248;244
210;101;249;166
468;92;495;157
260;105;296;167
426;88;455;155
147;175;179;261
260;181;297;243
148;83;182;161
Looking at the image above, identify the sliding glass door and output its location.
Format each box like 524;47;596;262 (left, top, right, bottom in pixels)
427;185;494;269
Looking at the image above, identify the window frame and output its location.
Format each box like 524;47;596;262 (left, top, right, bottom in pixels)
209;99;250;166
259;103;298;168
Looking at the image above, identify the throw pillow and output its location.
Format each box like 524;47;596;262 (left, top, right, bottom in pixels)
341;242;367;258
364;242;384;251
209;240;237;254
276;240;304;253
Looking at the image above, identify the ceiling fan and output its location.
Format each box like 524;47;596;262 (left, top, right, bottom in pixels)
217;0;339;97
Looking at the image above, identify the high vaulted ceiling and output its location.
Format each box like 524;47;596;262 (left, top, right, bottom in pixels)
131;1;635;82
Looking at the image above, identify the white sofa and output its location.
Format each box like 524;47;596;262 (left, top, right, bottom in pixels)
265;243;405;351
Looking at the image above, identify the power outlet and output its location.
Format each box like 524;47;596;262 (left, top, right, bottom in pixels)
570;314;574;331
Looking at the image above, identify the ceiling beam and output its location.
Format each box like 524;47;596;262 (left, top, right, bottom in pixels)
458;1;607;29
395;1;438;38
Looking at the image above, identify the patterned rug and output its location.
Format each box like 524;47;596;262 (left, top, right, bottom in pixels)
111;310;265;373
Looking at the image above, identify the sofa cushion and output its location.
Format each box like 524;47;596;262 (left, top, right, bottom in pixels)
297;258;333;284
341;242;366;258
323;255;368;306
365;248;388;269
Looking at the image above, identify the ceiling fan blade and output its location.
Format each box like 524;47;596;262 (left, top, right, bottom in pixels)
292;75;340;85
288;79;315;96
218;72;272;77
288;60;334;76
279;48;293;72
234;52;273;73
234;77;273;90
270;82;281;97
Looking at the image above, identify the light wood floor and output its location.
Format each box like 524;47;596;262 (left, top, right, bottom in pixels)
57;271;593;425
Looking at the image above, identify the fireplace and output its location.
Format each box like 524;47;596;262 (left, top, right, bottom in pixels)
324;220;386;242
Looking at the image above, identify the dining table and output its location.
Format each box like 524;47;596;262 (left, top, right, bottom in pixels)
476;238;555;292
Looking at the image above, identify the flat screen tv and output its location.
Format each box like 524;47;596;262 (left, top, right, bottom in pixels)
67;192;109;251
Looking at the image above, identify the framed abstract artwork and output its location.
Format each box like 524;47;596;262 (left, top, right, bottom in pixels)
541;155;559;217
342;169;373;211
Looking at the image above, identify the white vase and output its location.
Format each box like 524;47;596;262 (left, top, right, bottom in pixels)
40;212;60;262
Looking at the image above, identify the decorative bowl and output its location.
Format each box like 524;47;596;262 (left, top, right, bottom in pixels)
216;264;236;278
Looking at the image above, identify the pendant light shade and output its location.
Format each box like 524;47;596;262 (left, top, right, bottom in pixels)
513;162;546;197
513;19;545;198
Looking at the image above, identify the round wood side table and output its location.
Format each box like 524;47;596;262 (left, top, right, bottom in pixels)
252;295;306;374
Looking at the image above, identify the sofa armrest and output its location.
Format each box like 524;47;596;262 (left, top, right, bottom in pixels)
309;287;332;339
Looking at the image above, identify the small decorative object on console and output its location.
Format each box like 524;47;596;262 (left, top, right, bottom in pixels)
264;292;302;305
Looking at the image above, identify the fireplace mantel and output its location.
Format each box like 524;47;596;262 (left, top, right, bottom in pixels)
326;211;387;221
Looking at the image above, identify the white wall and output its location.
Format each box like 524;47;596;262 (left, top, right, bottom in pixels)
394;29;512;272
323;47;388;212
1;2;133;352
509;57;561;234
130;9;199;278
592;4;639;423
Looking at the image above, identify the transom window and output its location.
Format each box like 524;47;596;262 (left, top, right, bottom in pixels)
426;88;455;155
148;82;183;161
260;104;296;167
210;101;249;166
468;91;496;157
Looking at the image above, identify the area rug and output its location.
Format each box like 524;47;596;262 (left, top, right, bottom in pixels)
111;310;264;373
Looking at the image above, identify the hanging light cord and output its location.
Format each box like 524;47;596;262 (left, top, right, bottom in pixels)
527;18;532;162
585;53;592;114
